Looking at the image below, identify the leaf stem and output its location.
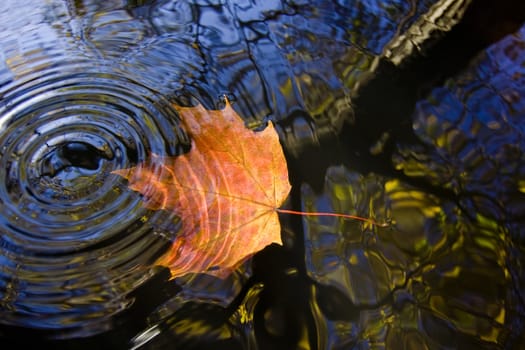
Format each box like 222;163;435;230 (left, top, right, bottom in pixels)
275;208;390;227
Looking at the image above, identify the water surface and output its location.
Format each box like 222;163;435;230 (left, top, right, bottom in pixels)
0;0;523;348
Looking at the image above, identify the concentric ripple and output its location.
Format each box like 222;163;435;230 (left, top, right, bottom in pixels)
0;61;186;336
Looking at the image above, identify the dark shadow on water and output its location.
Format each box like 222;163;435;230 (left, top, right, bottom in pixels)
287;0;525;203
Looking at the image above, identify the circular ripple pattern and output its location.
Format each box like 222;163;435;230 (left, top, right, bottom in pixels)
0;61;185;336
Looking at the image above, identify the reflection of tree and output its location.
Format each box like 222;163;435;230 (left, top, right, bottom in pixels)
301;166;512;348
344;0;525;186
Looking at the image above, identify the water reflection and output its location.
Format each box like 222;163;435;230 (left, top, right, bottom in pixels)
0;0;523;348
302;167;509;348
0;0;186;336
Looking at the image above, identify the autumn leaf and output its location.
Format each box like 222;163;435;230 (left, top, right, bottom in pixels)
112;99;291;278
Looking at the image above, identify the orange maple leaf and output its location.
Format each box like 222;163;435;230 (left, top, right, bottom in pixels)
112;99;291;278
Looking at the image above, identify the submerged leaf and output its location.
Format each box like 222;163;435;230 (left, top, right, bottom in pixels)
113;100;291;278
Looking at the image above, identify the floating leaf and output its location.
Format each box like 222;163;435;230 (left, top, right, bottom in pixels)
113;100;291;278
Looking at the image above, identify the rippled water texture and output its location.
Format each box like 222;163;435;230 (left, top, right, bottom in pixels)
302;20;525;350
0;1;193;336
0;0;524;348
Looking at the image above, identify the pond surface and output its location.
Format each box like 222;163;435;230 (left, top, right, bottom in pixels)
0;0;524;349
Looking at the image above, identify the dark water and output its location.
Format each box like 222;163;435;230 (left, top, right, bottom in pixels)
0;0;524;348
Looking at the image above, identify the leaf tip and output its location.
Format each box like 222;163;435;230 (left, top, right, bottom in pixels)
111;167;132;180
